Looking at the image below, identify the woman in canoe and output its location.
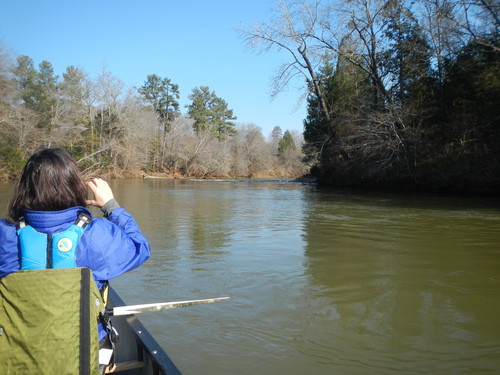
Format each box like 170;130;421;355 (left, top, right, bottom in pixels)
0;147;150;371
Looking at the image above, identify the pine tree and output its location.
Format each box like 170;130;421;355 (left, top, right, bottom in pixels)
187;86;236;141
138;74;180;132
278;130;296;158
13;56;58;129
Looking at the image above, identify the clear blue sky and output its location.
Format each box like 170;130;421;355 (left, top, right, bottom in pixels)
0;0;308;136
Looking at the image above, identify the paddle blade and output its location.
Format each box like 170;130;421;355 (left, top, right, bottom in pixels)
111;296;230;316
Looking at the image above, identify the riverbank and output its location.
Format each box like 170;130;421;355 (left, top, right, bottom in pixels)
3;163;497;197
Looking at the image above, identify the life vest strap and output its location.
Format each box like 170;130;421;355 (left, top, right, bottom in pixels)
18;216;26;229
75;213;92;228
46;234;53;269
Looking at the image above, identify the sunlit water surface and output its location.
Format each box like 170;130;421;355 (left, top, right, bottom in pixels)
1;179;499;374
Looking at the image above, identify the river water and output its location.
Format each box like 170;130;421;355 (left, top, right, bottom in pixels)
1;179;500;374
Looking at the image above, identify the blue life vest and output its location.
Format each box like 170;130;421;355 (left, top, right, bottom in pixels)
17;213;91;270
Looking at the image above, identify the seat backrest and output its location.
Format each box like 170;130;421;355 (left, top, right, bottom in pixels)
0;267;103;375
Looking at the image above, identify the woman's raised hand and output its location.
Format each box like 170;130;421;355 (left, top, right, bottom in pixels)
86;178;115;208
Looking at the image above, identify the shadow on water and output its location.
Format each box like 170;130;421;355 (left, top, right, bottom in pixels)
301;187;500;374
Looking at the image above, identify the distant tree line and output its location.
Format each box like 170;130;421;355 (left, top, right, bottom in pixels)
0;51;306;180
243;0;499;194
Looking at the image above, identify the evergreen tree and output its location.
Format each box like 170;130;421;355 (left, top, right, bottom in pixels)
13;56;37;108
138;74;180;131
13;56;58;129
187;86;236;141
60;66;88;106
380;0;432;107
278;130;296;158
303;51;370;166
442;40;500;142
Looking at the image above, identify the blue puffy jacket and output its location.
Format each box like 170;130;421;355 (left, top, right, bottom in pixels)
0;206;150;290
0;205;150;341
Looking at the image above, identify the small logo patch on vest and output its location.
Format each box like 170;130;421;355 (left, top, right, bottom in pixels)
57;238;73;252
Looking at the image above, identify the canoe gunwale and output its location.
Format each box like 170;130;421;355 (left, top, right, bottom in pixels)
108;287;183;375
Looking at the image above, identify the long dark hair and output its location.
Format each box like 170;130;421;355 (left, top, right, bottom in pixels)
8;148;87;222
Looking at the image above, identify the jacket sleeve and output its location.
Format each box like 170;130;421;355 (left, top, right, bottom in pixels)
77;207;150;281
